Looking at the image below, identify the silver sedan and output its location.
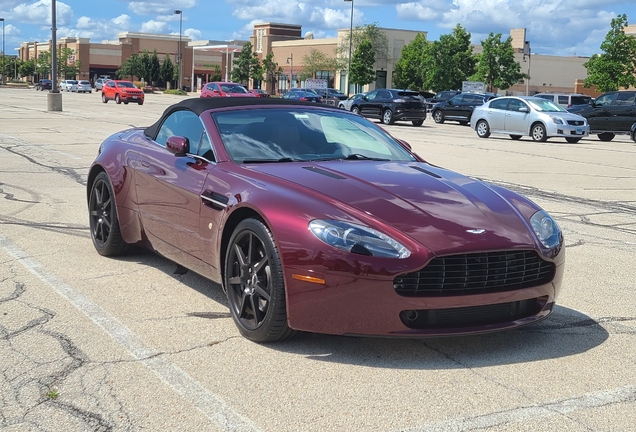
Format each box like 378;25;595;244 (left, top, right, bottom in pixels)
338;93;365;111
470;96;589;143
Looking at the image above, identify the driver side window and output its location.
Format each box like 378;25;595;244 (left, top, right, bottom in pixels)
155;110;205;155
595;94;614;107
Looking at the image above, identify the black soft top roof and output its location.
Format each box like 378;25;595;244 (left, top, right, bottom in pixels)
144;97;321;139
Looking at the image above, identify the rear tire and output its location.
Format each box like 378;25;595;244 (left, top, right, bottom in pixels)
565;137;581;143
433;110;445;124
88;172;130;256
598;132;615;142
102;93;107;103
476;120;490;138
382;109;394;125
115;94;121;104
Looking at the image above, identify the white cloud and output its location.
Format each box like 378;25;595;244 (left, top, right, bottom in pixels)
9;0;73;26
140;19;168;33
54;14;133;41
184;28;202;40
125;0;198;16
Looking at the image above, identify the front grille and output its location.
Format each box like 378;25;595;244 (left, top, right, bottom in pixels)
394;250;554;297
399;297;545;329
567;120;585;126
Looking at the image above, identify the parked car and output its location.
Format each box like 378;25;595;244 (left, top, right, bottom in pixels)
427;90;461;104
315;88;347;101
94;78;109;91
471;96;589;143
73;80;93;93
60;80;78;92
249;89;270;97
101;80;144;105
338;93;365;111
201;82;255;98
567;90;636;141
35;79;52;91
289;88;319;95
281;91;322;103
631;122;636;143
87;97;564;342
431;93;497;125
534;93;592;109
350;89;427;126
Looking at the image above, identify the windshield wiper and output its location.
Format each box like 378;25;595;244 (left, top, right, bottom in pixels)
344;154;390;161
241;157;297;164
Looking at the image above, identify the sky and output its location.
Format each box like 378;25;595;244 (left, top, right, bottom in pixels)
1;0;636;58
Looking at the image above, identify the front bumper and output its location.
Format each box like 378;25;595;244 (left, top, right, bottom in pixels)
284;255;564;337
547;123;589;138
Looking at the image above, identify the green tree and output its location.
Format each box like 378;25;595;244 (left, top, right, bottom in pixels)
36;51;52;78
393;33;428;90
117;52;141;80
209;65;222;82
231;42;258;85
350;40;376;87
424;24;476;91
150;49;161;85
160;54;175;88
138;49;152;83
57;47;81;79
584;14;636;92
19;58;36;80
337;23;389;73
249;53;263;89
262;52;281;90
299;49;338;80
472;32;525;92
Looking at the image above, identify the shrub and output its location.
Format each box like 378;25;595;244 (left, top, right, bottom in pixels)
163;89;188;96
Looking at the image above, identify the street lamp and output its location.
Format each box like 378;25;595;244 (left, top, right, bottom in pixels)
1;18;5;85
286;54;293;90
48;0;62;111
344;0;354;96
523;41;531;96
174;10;182;91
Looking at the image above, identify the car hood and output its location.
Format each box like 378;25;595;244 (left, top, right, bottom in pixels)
249;161;537;254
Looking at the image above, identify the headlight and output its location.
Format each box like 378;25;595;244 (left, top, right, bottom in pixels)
530;210;563;254
309;220;411;259
550;116;564;124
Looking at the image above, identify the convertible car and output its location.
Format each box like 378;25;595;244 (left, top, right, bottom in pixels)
87;98;565;342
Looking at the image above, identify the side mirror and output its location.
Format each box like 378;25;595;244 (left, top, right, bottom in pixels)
362;95;368;101
519;106;529;113
166;136;189;157
447;100;453;105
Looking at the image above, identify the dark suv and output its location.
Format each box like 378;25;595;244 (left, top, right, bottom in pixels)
567;91;636;141
350;89;427;126
431;93;498;125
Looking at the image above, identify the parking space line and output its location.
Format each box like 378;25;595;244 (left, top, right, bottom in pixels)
0;233;261;432
395;385;636;431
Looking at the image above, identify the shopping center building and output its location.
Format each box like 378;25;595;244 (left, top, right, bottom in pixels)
17;23;593;96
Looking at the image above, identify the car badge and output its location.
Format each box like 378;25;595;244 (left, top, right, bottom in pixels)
466;229;486;235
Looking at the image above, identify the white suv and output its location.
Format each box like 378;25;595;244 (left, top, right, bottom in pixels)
534;93;592;109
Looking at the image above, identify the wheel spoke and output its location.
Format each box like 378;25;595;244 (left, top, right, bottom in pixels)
228;276;242;285
247;233;254;265
233;243;247;267
254;282;270;302
253;255;268;273
103;196;111;211
239;290;250;318
249;295;260;324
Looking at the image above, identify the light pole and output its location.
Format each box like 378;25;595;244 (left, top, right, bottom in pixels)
48;0;62;111
523;41;531;96
174;10;182;90
1;18;5;85
344;0;354;96
286;54;293;90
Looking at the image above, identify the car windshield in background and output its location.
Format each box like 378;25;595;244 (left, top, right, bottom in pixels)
571;96;592;105
527;99;566;112
118;82;136;88
221;84;248;93
212;108;417;164
397;92;423;100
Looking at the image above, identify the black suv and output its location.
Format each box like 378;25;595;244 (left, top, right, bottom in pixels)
350;89;427;126
568;91;636;141
431;93;497;125
427;90;461;104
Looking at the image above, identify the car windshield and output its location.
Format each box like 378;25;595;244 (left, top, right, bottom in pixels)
212;108;417;164
118;82;136;88
68;80;78;84
570;96;591;105
527;99;567;112
222;84;248;93
79;81;90;85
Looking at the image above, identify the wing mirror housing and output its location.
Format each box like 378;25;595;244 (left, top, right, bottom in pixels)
519;106;529;113
166;136;189;157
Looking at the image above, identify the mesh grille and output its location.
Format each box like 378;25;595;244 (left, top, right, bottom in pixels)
399;298;544;329
567;120;585;126
394;250;554;297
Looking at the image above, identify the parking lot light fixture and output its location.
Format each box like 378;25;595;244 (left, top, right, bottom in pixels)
174;10;182;91
1;18;4;85
344;0;354;96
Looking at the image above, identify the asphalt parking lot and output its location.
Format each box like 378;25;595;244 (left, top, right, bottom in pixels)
1;87;635;432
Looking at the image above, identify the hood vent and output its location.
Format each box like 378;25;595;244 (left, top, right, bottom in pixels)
302;166;347;179
410;165;442;178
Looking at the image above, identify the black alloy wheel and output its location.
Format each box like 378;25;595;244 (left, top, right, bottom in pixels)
598;132;615;142
88;172;130;256
225;219;297;342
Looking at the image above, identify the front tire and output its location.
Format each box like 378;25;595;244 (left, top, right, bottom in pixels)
598;132;615;142
531;123;548;142
115;94;121;104
382;109;394;125
88;172;130;256
412;119;424;126
565;137;581;143
433;110;445;124
476;120;491;138
102;93;107;103
225;219;297;343
351;106;360;115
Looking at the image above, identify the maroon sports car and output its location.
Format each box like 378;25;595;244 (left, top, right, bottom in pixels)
87;98;565;342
